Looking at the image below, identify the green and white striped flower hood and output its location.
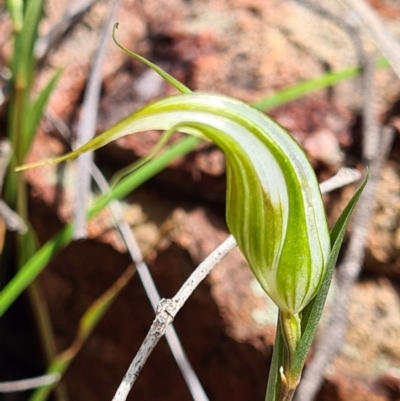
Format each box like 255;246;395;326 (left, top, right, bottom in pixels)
18;91;331;314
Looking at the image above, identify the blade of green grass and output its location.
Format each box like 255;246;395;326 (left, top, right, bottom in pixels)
0;136;200;316
264;316;285;401
12;0;44;90
291;172;369;378
23;70;62;158
3;5;70;401
6;0;23;32
28;264;136;401
251;58;389;111
6;0;45;203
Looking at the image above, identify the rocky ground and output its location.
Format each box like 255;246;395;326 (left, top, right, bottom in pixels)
2;0;400;400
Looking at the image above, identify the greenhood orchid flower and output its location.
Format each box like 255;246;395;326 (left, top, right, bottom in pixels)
17;92;331;315
15;29;368;400
15;23;333;316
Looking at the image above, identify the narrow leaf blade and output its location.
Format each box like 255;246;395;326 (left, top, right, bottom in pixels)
6;0;23;31
23;69;62;157
0;137;199;316
12;0;44;84
251;58;389;111
265;316;285;401
291;171;369;376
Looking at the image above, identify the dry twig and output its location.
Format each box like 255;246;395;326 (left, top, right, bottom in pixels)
35;0;97;61
111;234;238;401
318;167;361;194
110;171;360;401
73;0;121;239
294;3;396;400
0;140;27;233
0;374;60;393
45;119;210;400
340;0;400;80
89;164;211;401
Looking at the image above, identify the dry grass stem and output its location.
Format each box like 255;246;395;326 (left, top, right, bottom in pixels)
0;374;60;393
110;171;359;401
90;164;211;401
340;0;400;80
35;0;97;60
111;234;238;401
294;4;396;398
73;0;121;239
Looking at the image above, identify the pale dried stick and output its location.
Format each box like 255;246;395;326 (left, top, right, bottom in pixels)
89;164;211;401
0;139;27;233
111;234;238;401
0;139;11;191
35;0;97;60
110;171;360;401
0;374;60;393
45;111;211;401
318;167;361;194
294;8;394;400
295;126;394;401
340;0;400;80
73;0;121;239
293;0;365;62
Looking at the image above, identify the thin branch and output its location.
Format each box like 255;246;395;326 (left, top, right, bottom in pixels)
295;126;394;401
293;4;395;398
0;67;11;108
45;111;211;401
0;199;27;233
0;374;60;393
0;139;12;191
73;0;121;239
0;139;27;233
89;164;211;401
35;0;97;61
318;167;361;194
110;173;359;401
111;234;238;401
339;0;400;80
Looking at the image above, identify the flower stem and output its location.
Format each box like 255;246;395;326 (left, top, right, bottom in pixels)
278;311;302;400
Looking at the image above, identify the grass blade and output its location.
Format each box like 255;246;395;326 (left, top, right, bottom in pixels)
0;136;200;316
5;0;23;32
291;172;369;377
23;70;62;157
251;58;389;111
28;264;136;401
12;0;44;88
265;316;285;401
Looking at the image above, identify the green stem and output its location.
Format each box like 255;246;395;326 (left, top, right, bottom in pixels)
4;28;60;399
278;311;302;401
